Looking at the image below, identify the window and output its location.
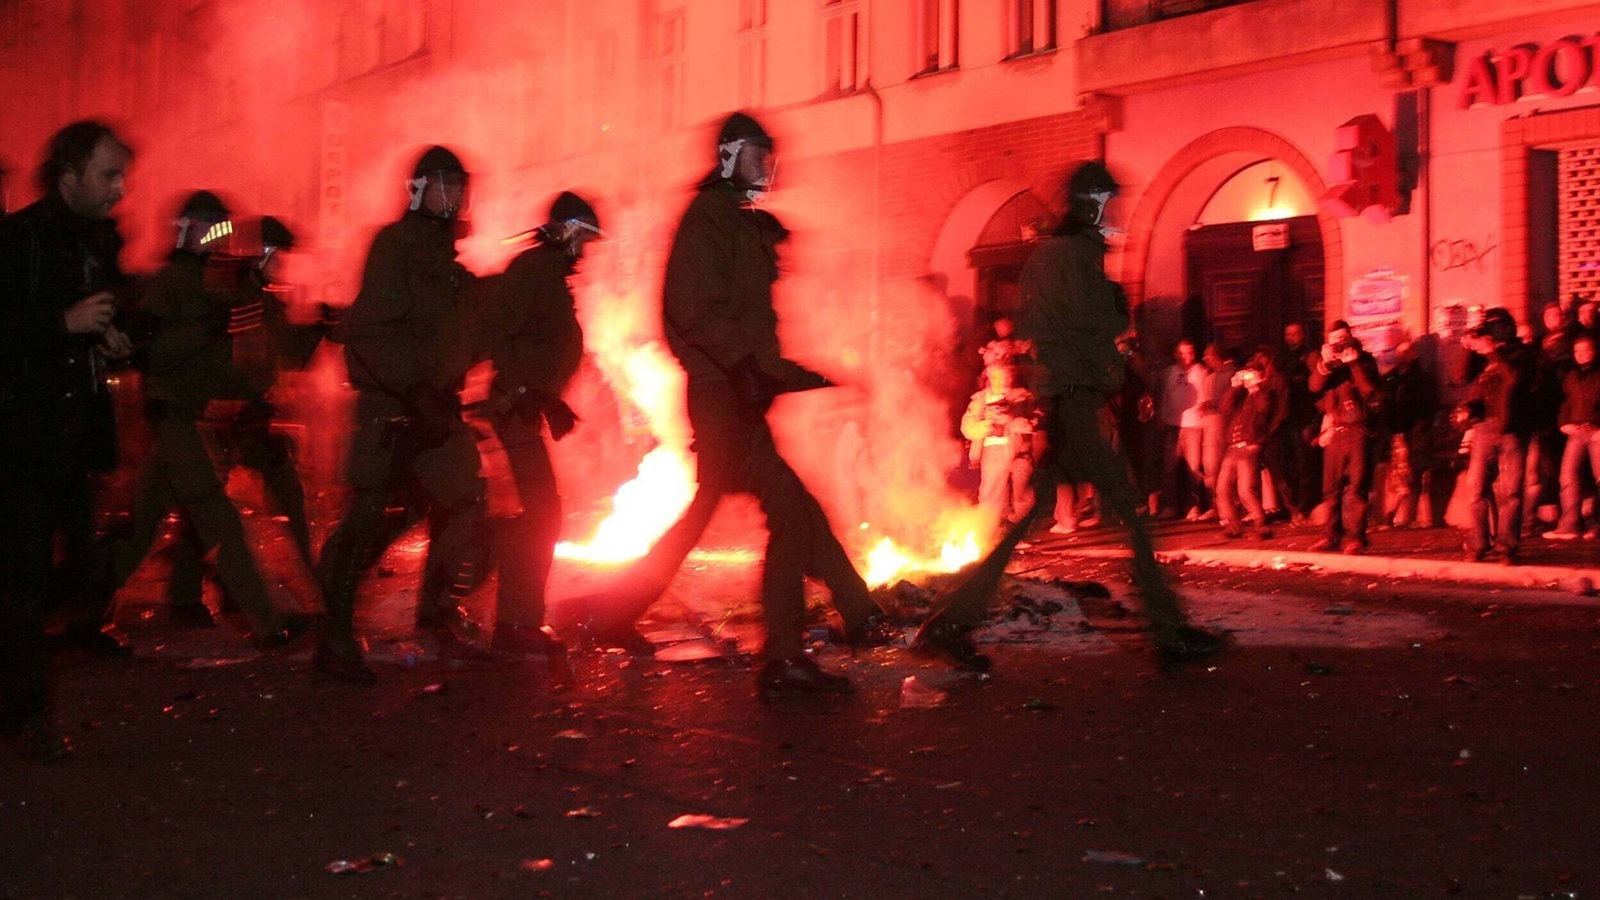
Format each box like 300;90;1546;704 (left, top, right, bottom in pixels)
1006;0;1056;58
737;0;767;108
655;9;686;130
913;0;958;76
0;0;20;49
822;0;863;96
377;0;428;67
336;1;427;82
574;31;617;151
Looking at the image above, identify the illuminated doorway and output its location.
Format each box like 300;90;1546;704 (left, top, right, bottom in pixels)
1183;160;1324;353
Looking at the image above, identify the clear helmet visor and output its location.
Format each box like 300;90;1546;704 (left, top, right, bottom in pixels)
407;171;472;219
718;139;777;195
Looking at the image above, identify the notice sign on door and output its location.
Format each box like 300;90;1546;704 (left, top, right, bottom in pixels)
1252;222;1290;251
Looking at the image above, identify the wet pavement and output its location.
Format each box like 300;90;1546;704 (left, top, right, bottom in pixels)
3;501;1598;898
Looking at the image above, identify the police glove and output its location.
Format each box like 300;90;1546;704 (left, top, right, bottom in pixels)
541;397;578;440
732;355;784;413
409;383;460;449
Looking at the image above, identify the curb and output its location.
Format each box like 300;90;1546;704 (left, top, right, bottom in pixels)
1035;544;1600;594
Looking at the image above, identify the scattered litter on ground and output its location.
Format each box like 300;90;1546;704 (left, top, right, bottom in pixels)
325;852;403;875
1082;850;1145;866
519;858;554;872
667;814;748;830
565;807;601;818
899;676;947;708
176;656;257;669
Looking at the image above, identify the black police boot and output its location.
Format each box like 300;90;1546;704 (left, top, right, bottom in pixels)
756;656;853;701
64;622;134;658
1154;624;1231;669
911;617;992;672
170;603;218;630
312;643;377;684
255;612;317;652
4;716;73;762
491;624;566;659
842;614;901;651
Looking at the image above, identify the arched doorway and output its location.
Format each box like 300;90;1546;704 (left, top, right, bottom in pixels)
1184;159;1324;355
1119;127;1343;354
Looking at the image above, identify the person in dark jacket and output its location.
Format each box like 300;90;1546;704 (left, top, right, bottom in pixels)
315;145;497;681
1375;340;1438;529
158;216;328;627
1459;307;1536;564
479;191;597;659
108;193;312;647
628;112;893;699
0;121;134;759
1546;333;1600;539
1215;349;1285;540
1000;161;1226;668
1270;321;1321;522
1308;323;1382;554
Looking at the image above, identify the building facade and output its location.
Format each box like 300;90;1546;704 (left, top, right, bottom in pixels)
5;0;1599;377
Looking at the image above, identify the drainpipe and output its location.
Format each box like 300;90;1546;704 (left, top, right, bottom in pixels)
1418;84;1432;337
860;78;885;358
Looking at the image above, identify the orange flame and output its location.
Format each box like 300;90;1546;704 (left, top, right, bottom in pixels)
862;532;983;588
555;444;695;563
555;291;696;563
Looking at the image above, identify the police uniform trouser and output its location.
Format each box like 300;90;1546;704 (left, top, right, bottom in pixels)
1032;390;1185;637
318;394;482;658
492;410;562;630
113;411;288;633
164;419;313;607
679;378;877;661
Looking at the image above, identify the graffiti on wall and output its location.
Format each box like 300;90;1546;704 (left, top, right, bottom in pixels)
1430;234;1498;273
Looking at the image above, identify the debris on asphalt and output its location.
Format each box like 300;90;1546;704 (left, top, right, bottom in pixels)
565;807;601;818
519;858;554;872
554;730;589;740
899;676;946;709
667;814;748;830
1324;604;1354;616
1082;850;1145;866
1326;868;1345;882
325;852;403;875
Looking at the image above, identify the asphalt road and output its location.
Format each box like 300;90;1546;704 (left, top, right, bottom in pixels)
3;523;1597;899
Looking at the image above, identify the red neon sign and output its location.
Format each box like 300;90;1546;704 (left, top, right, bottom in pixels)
1458;36;1600;108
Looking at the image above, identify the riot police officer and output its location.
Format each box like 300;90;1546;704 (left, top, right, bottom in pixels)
110;191;313;648
315;145;495;681
161;215;326;624
480;192;597;659
650;112;893;699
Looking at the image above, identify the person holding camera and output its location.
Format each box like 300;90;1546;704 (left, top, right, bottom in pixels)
1215;349;1286;540
1308;322;1381;554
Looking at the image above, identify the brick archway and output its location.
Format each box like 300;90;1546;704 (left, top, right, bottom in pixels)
1119;126;1343;324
